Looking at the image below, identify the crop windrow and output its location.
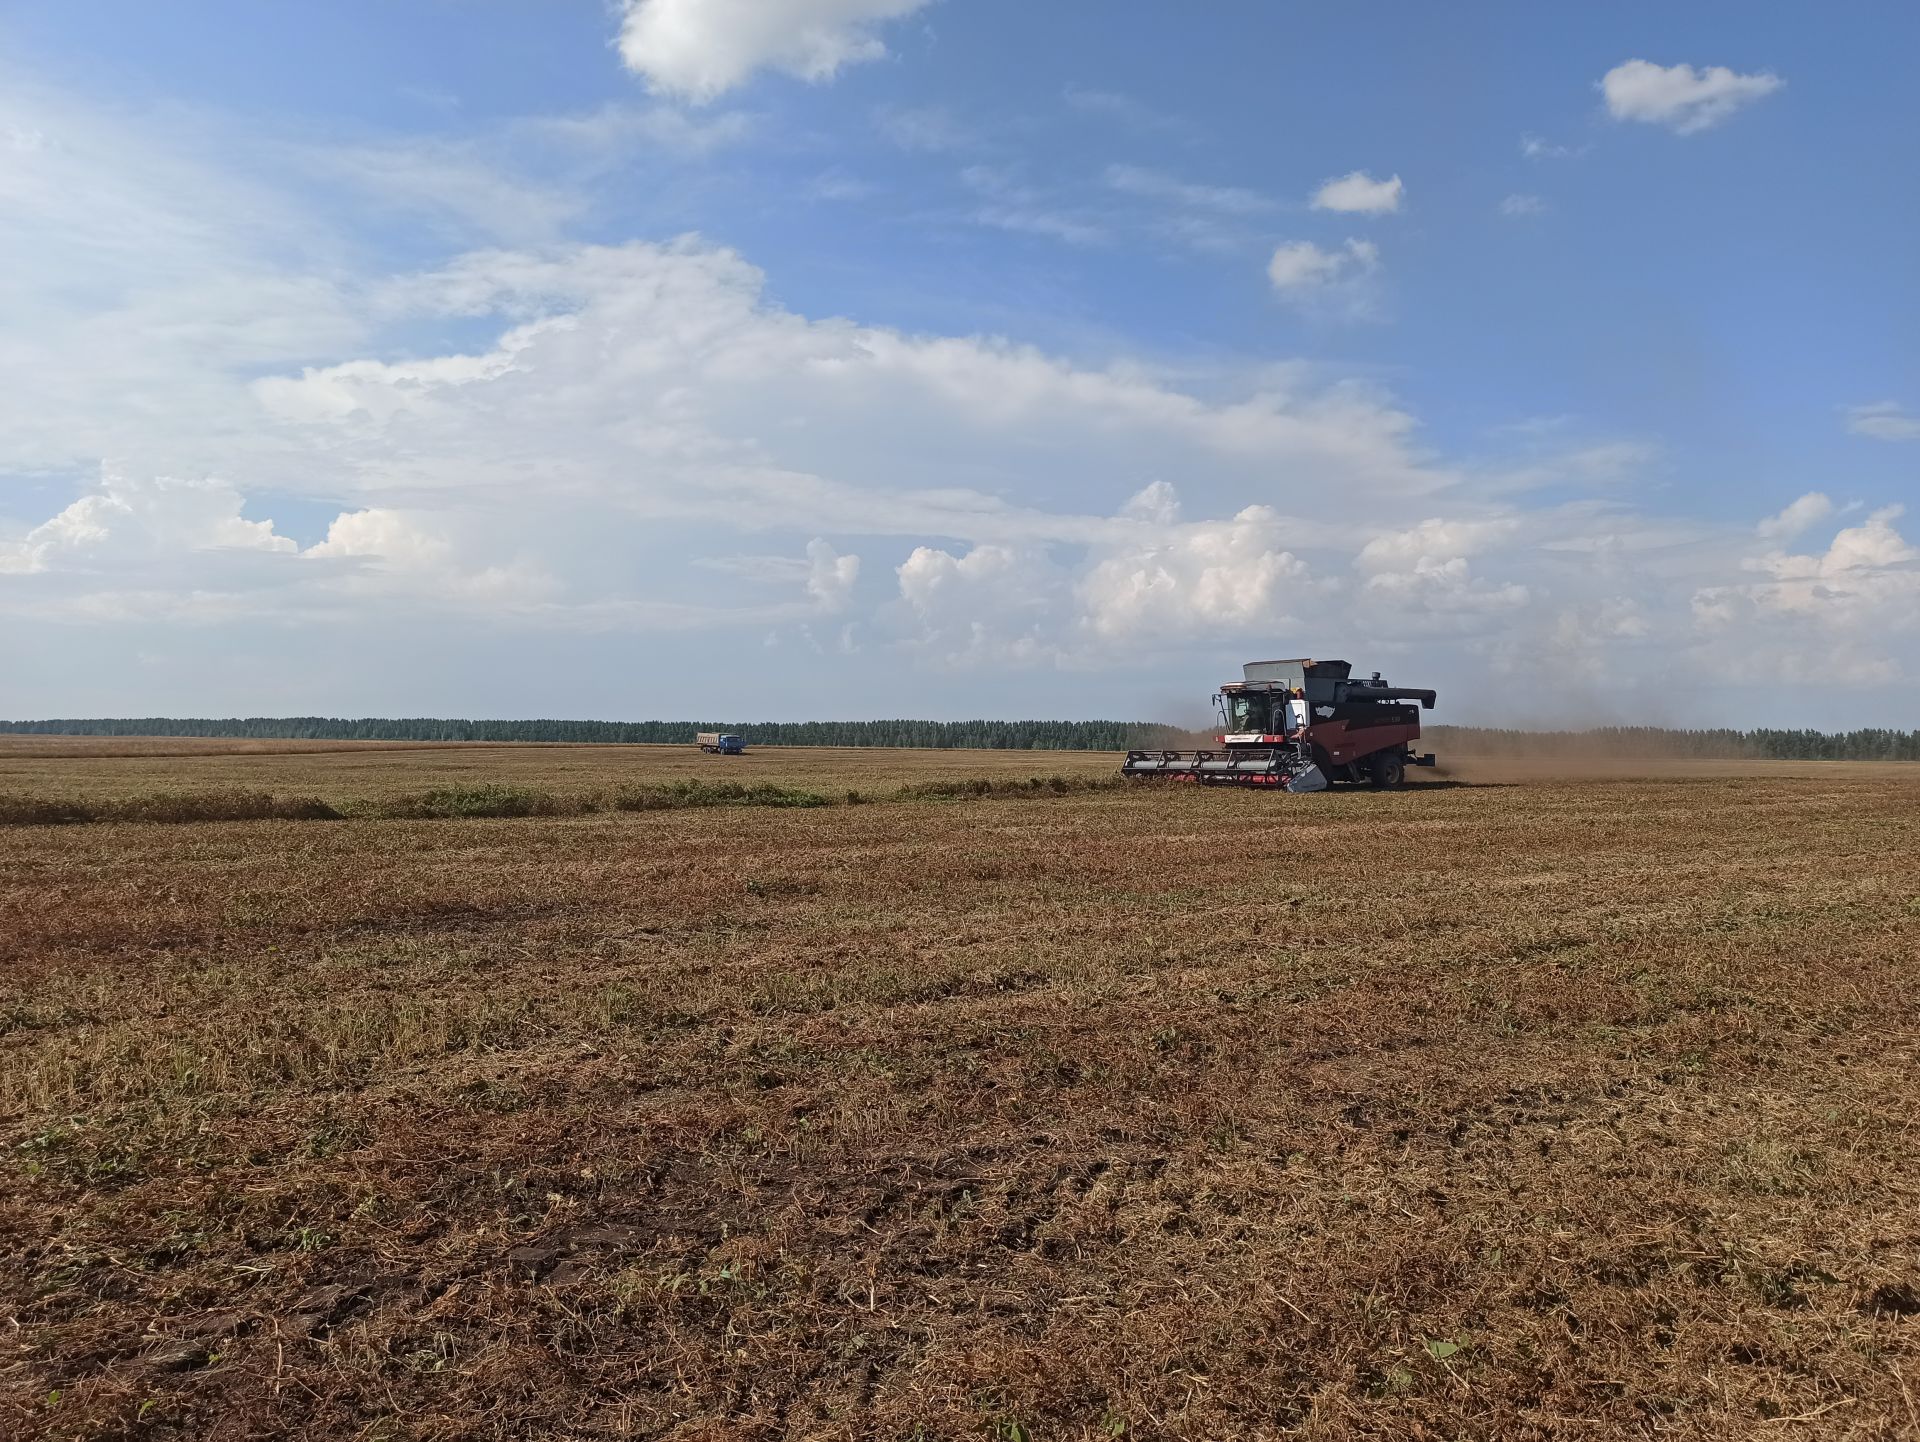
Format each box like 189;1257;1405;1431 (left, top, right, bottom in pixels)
0;775;1136;825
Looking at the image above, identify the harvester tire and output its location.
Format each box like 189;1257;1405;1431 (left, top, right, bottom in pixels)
1369;752;1406;790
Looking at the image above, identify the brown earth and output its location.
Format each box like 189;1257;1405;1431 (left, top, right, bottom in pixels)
3;741;1918;1440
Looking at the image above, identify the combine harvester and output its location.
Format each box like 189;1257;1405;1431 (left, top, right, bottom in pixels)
1123;657;1436;793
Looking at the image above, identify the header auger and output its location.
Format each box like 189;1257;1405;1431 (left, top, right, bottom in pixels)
1123;657;1437;793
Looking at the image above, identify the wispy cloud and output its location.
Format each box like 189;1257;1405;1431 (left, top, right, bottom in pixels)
960;165;1108;246
304;140;585;244
807;167;877;202
518;103;754;156
1061;85;1194;138
1500;193;1548;217
1103;163;1272;216
875;103;976;154
1845;401;1920;442
1520;134;1586;160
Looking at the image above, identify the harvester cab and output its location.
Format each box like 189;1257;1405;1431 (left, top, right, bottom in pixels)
1123;657;1436;792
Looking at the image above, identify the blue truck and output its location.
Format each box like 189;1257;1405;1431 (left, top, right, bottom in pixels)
695;732;746;755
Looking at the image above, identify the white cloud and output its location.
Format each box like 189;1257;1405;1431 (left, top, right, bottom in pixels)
1600;59;1783;134
1078;493;1308;640
1520;134;1585;160
301;507;559;610
1105;164;1273;216
1754;506;1916;581
895;543;1063;666
898;542;1023;615
960;164;1108;246
304;140;586;244
1353;517;1529;615
1500;193;1547;217
1120;480;1181;526
1267;238;1379;291
1844;401;1920;442
307;508;453;570
7;79;1917;719
1361;555;1529;613
0;471;294;576
805;538;860;609
1756;492;1834;540
969;205;1108;248
1310;171;1402;215
619;0;932;102
1693;507;1919;681
1355;517;1515;575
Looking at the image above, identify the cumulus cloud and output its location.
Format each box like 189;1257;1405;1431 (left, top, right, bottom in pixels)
247;239;1437;525
1355;517;1515;575
303;507;562;609
1078;491;1308;640
7;79;1915;719
1756;492;1833;540
894;543;1063;666
1600;59;1783;134
1845;401;1920;442
1267;238;1378;292
307;508;454;569
1694;507;1920;681
0;471;293;576
898;543;1024;616
1310;171;1403;214
617;0;931;102
1755;506;1916;582
1353;517;1528;615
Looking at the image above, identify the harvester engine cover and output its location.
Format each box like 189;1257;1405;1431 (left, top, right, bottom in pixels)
1122;657;1436;791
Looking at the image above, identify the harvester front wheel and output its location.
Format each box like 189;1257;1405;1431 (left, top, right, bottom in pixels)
1369;751;1406;790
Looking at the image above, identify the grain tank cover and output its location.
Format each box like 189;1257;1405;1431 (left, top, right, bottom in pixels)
1242;658;1352;704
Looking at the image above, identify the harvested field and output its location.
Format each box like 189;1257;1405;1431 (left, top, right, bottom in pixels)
3;741;1918;1440
0;737;1119;803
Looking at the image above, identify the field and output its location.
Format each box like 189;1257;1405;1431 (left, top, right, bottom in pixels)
3;739;1918;1440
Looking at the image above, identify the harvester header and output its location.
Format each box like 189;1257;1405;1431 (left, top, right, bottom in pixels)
1123;657;1436;793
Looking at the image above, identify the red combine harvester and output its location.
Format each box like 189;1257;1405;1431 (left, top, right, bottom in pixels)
1122;657;1437;793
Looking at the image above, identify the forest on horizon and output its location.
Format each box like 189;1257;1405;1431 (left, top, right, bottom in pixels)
4;717;1919;762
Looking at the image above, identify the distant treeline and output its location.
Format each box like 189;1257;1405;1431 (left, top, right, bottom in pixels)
1423;725;1920;762
5;716;1920;759
0;716;1194;752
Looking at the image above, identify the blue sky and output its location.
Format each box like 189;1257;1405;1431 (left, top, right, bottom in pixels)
2;1;1916;727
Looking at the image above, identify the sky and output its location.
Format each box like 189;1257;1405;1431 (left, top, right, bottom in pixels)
1;1;1916;729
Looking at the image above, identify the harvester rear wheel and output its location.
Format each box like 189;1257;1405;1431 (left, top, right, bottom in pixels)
1369;751;1406;790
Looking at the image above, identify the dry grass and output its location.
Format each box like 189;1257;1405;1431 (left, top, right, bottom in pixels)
2;741;1918;1440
